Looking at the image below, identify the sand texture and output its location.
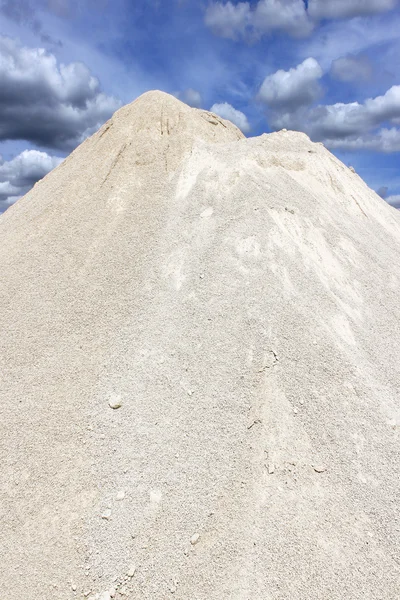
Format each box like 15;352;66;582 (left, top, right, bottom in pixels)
0;91;399;599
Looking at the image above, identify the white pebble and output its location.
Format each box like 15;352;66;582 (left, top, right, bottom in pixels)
200;207;213;218
312;464;327;473
190;533;200;545
109;401;122;409
101;509;112;520
268;463;275;474
127;565;136;577
116;490;125;501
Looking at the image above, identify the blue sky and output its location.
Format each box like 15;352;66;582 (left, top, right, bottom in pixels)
1;0;400;211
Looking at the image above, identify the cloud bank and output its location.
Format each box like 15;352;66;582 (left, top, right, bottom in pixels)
257;58;400;152
0;149;63;208
0;36;121;151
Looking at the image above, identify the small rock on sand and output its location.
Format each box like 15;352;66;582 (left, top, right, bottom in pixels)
109;400;122;409
313;465;327;473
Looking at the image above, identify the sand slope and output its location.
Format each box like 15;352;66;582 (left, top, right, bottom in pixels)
1;91;399;599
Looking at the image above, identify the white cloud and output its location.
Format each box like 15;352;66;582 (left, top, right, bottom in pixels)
205;0;398;40
0;35;121;150
204;1;251;39
257;58;323;110
0;149;63;209
324;128;400;152
0;180;20;198
308;0;398;20
178;88;202;108
252;0;313;37
365;86;400;123
263;76;400;152
386;194;400;208
306;86;400;140
330;55;372;82
306;102;368;138
210;102;250;133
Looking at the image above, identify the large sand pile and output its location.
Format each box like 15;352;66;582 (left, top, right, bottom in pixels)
1;91;399;600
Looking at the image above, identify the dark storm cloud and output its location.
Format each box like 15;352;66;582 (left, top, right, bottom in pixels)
0;36;121;151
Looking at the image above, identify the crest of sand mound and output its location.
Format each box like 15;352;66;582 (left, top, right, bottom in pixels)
0;91;399;600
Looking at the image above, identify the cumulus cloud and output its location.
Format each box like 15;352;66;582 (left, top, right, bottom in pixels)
305;86;400;142
324;128;400;152
331;55;372;82
178;88;203;108
205;0;398;40
250;0;312;37
257;58;323;110
261;67;400;152
0;36;121;151
210;102;250;133
205;1;251;39
0;149;63;210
